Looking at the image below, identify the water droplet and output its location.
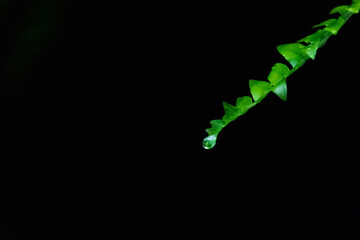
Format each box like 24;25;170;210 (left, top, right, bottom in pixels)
202;134;217;149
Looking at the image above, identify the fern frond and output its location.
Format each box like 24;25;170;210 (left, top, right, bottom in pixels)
203;0;360;149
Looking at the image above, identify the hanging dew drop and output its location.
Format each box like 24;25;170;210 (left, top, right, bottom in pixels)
202;134;217;149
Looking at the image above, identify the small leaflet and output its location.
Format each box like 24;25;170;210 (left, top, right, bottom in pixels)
267;63;290;85
272;80;288;101
249;80;272;102
276;43;309;68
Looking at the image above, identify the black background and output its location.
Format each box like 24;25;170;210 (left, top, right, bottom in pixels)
1;0;360;239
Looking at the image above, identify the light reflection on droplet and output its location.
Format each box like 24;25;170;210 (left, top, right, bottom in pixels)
202;134;217;149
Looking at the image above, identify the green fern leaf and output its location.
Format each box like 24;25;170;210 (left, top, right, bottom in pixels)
249;80;272;102
313;17;345;35
267;63;289;85
203;0;359;149
272;80;288;102
222;102;243;122
236;96;254;113
276;43;309;68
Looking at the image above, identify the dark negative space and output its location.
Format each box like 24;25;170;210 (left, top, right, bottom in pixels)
1;0;359;238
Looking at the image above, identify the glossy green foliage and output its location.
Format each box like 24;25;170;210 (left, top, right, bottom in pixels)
267;63;289;85
202;0;360;149
313;17;345;35
249;80;271;102
277;43;309;68
330;0;360;15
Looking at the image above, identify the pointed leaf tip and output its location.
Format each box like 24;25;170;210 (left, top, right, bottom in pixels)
272;80;287;101
222;102;242;122
277;43;309;68
313;17;345;35
249;80;271;102
330;2;360;15
205;119;226;135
